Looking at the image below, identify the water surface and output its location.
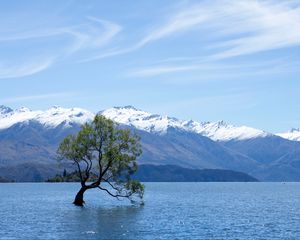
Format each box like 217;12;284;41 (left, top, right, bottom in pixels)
0;183;300;239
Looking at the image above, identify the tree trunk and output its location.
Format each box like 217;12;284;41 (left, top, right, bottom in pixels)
73;186;87;206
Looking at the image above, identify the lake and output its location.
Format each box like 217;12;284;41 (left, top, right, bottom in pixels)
0;183;300;239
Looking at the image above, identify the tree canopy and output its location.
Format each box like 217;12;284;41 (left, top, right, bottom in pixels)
57;115;144;206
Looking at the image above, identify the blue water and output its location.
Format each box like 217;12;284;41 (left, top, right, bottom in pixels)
0;183;300;240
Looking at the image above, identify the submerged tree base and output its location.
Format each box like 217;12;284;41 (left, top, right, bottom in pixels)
73;199;85;206
73;187;87;206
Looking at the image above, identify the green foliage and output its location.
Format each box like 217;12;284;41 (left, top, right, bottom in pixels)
46;170;98;182
57;115;144;203
126;180;145;199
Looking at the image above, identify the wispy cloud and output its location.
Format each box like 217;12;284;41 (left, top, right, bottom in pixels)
142;1;300;58
129;58;300;78
208;1;300;59
0;17;121;79
65;17;122;55
0;58;54;79
45;0;300;69
136;8;208;48
129;65;200;77
2;1;300;79
130;0;300;77
80;3;213;62
2;92;77;104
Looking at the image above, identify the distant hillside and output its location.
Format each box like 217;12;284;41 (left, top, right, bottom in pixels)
0;163;63;182
133;165;258;182
46;164;257;183
0;176;11;182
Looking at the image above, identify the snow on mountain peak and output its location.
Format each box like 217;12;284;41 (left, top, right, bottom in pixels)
290;128;300;133
182;119;268;141
49;105;61;110
100;106;183;134
100;106;269;140
36;107;95;128
0;106;94;130
116;105;139;111
0;105;271;141
277;128;300;141
16;107;31;113
0;105;13;115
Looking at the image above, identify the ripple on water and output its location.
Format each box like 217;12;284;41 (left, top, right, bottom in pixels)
0;182;300;239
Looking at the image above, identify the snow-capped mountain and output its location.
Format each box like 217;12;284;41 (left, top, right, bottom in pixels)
0;105;13;115
277;128;300;141
182;120;269;141
101;106;270;141
0;105;271;141
1;105;300;181
100;106;185;134
0;105;94;130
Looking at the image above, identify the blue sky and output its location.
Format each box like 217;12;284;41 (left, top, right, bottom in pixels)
1;0;300;133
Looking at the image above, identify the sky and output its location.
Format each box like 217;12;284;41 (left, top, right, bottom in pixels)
1;0;300;133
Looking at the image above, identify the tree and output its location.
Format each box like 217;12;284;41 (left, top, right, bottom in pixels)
57;115;144;206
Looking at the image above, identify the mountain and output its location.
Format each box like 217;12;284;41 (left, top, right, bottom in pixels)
0;163;61;182
101;106;300;181
277;128;300;141
0;105;94;130
132;165;258;182
0;105;13;115
0;104;271;142
0;105;300;181
221;136;300;181
100;106;270;141
132;127;258;171
0;107;258;181
46;165;258;183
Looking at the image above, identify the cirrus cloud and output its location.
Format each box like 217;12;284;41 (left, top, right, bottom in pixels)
0;16;122;79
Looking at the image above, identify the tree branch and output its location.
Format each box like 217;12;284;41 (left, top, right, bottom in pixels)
98;186;133;199
74;160;85;187
82;158;90;182
87;157;93;173
103;178;120;191
100;158;113;180
98;148;103;176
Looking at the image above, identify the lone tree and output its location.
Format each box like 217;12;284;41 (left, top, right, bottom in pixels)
57;115;144;206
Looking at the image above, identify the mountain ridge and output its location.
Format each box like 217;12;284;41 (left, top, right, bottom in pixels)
1;105;300;181
277;128;300;141
0;105;279;142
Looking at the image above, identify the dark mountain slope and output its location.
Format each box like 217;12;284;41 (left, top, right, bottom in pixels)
133;164;258;182
0;118;300;181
